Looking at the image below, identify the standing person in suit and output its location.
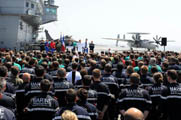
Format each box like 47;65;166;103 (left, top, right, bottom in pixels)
40;40;45;52
45;40;50;53
83;38;88;54
89;41;95;53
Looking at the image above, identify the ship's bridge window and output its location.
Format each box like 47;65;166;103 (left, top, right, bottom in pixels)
46;8;56;14
46;8;50;12
20;22;23;30
51;8;56;14
31;3;34;9
26;2;29;7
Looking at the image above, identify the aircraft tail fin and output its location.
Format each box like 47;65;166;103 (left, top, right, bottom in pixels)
45;29;53;41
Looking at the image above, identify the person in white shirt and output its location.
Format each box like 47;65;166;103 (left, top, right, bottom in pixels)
77;40;84;53
66;62;82;85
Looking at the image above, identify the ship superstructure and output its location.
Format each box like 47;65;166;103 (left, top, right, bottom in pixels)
0;0;58;50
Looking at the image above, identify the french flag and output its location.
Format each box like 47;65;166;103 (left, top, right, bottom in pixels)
61;34;66;52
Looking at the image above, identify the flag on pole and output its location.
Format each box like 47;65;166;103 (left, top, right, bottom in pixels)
61;34;66;52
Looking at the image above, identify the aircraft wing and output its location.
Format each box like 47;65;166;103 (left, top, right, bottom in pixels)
148;41;155;43
127;32;149;35
102;38;134;42
167;40;175;42
154;40;175;42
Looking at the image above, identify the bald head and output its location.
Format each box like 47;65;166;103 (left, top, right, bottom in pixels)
22;73;31;82
124;108;144;120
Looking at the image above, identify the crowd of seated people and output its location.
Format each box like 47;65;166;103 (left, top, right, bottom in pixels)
0;50;181;120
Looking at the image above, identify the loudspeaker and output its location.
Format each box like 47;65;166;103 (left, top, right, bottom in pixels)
161;37;167;46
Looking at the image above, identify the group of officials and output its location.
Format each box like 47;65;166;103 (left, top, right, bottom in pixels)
0;50;181;120
40;39;95;54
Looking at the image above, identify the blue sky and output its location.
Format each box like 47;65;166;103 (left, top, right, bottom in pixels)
41;0;181;51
